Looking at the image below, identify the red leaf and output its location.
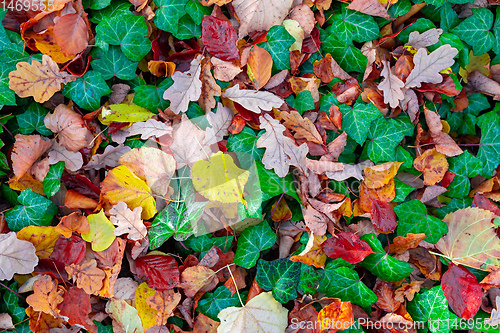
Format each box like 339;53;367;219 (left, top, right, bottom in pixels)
201;15;239;61
441;263;482;319
136;255;180;290
62;174;101;201
370;200;398;233
440;171;456;188
228;114;246;135
322;232;373;264
58;287;95;332
414;75;460;97
49;235;86;266
472;193;500;216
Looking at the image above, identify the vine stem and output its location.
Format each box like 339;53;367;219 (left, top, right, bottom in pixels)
0;281;25;301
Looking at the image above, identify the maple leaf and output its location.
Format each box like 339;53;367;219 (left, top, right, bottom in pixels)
0;232;38;280
204;103;234;145
109;201;147;241
232;0;294;38
222;85;284;113
217;292;288;333
436;207;500;270
26;275;63;318
379;60;405;108
162;55;203;114
8;55;77;103
65;259;106;294
405;45;459;88
11;134;52;180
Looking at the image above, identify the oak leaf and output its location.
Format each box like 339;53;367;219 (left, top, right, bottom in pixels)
405;45;458;88
406;28;443;49
217;292;288;333
163;55;203;114
125;119;172;140
44;104;91;152
223;85;284;113
8;55;77;103
109;201;147;241
65;259;106;294
0;232;38;280
85;144;132;170
11;134;52;180
379;60;405;108
199;59;222;112
26;275;63;317
204;103;234;145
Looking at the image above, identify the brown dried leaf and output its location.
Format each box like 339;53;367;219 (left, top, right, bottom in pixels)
26;275;63;317
44;103;91;152
65;259;106;294
313;53;351;83
11;134;52;180
53;13;89;56
347;0;390;19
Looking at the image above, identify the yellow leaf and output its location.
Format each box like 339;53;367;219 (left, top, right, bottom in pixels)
459;51;490;83
8;55;77;103
282;19;304;51
192;151;249;205
135;282;157;331
17;226;61;259
81;210;116;252
101;166;157;220
99;104;155;125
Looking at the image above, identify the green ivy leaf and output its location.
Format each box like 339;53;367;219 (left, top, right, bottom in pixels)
318;259;377;309
4;189;58;231
63;70;112;110
426;0;473;6
298;264;321;295
91;45;138;80
359;234;413;281
155;0;189;35
90;1;131;24
197;286;247;322
234;221;276;269
95;321;114;333
477;111;500;177
0;282;25;323
258;25;295;71
407;286;455;333
17;103;52;136
340;102;382;145
174;15;202;40
227;127;264;169
437;197;473;218
365;117;409;163
183;234;234;252
185;0;211;25
394;199;448;244
256;258;300;303
452;8;494;55
294;91;315;113
43;161;65;198
448;151;483;177
0;64;16;106
440;3;460;32
394;178;415;202
96;11;151;61
398;18;436;43
255;161;300;202
84;0;112;10
328;7;381;44
445;174;470;198
133;78;172;113
320;32;367;72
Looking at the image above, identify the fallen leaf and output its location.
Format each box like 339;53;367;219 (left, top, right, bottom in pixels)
53;13;89;56
379;60;405;108
64;190;99;210
406;28;443;49
17;226;61;259
290;233;327;268
179;265;218;297
170;115;212;169
148;61;176;77
100;104;155;124
313;53;351;83
316;300;354;332
217;292;288;333
58;286;95;331
125;119;172;140
81;210;116;252
55;212;90;238
271;198;292;221
459;51;490;83
106;299;144;333
163;55;203;114
374;280;400;312
49;235;86;266
322;232;373;264
110;201;147;241
9;55;77;103
290;4;315;35
146;290;182;326
0;232;38;280
85;144;132;170
65;259;106;294
303;204;328;235
394;281;424;302
199;59;222;112
211;57;242;81
413;148;449;185
405;45;459;88
468;70;500;100
371;200;398;233
26;275;63;317
389;233;426;254
247;45;273;90
223;85;284;113
48;141;84;172
363;162;402;189
204;103;234;145
347;0;390;19
26;306;64;333
44;103;91;152
136;255;180;290
11;134;52;180
279;110;323;144
441;263;482;319
202;15;240;61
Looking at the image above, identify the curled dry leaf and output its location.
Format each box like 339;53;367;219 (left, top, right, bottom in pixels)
199;59;222;112
44;104;91;152
379;60;405;108
468;70;500;100
8;55;77;103
11;134;52;180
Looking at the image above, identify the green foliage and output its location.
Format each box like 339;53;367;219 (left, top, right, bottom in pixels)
256;258;300;303
4;189;58;231
233;221;276;269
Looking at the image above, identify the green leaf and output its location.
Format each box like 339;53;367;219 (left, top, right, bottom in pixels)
174;14;202;40
4;189;58;232
0;63;16;106
440;3;460;32
185;0;211;25
437;197;473;219
426;0;473;6
394;178;415;202
63;70;112;110
133;78;172;113
258;25;295;71
0;9;10;52
227;127;264;169
407;286;455;333
256;258;300;303
184;234;234;253
448;151;483;177
394;199;448;244
294;91;315;113
197;286;247;322
96;12;151;61
359;234;413;281
17;103;52;136
398;18;436;43
95;321;114;333
43;161;65;198
0;282;25;323
340;102;382;145
85;0;112;10
90;1;131;24
477;111;500;177
155;0;189;35
298;264;321;295
234;221;276;269
452;8;494;55
328;7;381;44
255;161;300;202
320;31;367;72
388;0;410;18
91;45;138;80
445;174;470;198
318;260;377;309
365;117;407;163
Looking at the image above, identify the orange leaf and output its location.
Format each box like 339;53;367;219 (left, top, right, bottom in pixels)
374;279;400;313
26;306;64;333
359;179;396;213
11;134;52;180
199;59;222;113
8;55;77;103
224;266;247;295
23;26;75;63
8;172;45;195
94;238;126;298
290;233;327;268
279;110;323;144
55;212;90;238
363;161;402;189
178;266;218;297
148;60;176;77
247;45;273;90
17;226;61;259
64;190;99;209
44;104;91;152
394;281;424;302
271;198;292;222
26;275;63;318
313;53;351;83
65;259;106;294
146;290;182;326
53;13;89;56
317;300;354;332
413;148;449;185
388;233;426;254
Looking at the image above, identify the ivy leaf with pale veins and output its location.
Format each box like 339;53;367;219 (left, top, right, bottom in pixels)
62;70;112;110
17;104;52;136
4;189;58;231
452;8;494;55
394;200;448;244
233;221;276;269
407;286;455;333
477;111;500;177
91;46;138;81
155;0;189;35
256;258;300;303
328;7;381;45
197;286;248;321
359;233;413;281
43;161;64;198
258;25;295;71
133;78;173;113
320;31;368;73
340;102;382;145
